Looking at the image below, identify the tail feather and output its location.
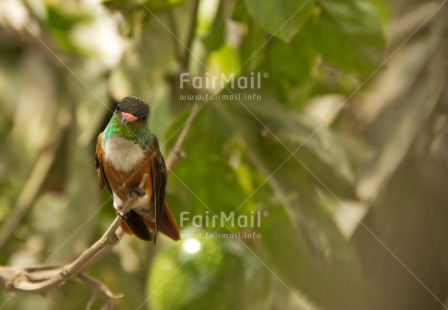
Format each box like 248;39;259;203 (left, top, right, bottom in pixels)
146;203;181;241
120;203;181;242
122;210;152;241
160;203;181;240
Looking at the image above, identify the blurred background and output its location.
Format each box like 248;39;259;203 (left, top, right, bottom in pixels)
0;0;447;309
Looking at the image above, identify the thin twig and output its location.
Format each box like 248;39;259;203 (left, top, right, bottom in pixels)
167;9;182;63
2;217;121;295
61;216;122;278
181;0;200;71
80;273;122;310
166;102;201;171
0;266;119;308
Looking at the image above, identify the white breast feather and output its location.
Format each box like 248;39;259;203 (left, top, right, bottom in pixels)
104;136;145;173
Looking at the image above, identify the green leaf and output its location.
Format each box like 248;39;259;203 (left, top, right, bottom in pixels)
166;105;250;226
245;0;314;42
207;45;241;79
45;5;90;53
239;20;267;73
102;0;184;12
266;38;315;85
259;35;317;102
201;18;225;53
46;5;90;31
305;0;385;72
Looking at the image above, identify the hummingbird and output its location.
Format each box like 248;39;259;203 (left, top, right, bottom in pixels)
95;96;180;242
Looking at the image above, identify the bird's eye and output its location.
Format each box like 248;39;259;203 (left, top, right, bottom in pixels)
116;106;120;112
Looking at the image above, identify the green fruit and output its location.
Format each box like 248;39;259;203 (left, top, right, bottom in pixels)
147;229;272;310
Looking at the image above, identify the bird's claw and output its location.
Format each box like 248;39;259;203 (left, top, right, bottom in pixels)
129;173;149;199
117;202;132;218
130;186;146;198
119;211;130;220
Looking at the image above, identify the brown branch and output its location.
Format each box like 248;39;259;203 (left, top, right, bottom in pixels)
60;216;122;279
0;267;120;308
0;219;122;306
3;216;121;295
79;272;123;310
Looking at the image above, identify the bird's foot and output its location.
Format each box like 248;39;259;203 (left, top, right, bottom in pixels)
118;210;130;220
130;186;146;199
129;173;149;199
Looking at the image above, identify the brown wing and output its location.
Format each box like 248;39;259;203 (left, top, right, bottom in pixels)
95;132;110;191
149;135;167;243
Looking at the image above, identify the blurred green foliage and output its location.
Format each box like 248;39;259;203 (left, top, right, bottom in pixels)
148;228;272;310
5;0;445;309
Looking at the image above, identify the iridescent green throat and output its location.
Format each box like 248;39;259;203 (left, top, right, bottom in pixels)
102;114;152;149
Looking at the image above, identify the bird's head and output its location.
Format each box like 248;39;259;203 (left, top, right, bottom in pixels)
115;96;150;127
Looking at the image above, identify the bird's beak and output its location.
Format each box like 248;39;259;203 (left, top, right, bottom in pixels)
121;112;138;126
